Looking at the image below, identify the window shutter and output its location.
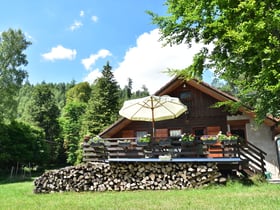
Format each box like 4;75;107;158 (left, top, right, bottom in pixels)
206;126;221;135
155;129;168;138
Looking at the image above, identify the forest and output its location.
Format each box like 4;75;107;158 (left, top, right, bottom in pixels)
0;29;149;171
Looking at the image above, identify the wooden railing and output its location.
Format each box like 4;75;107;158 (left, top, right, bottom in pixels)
238;141;267;175
82;138;267;176
82;141;108;162
83;138;240;161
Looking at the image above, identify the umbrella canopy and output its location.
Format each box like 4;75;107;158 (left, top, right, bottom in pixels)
119;95;188;138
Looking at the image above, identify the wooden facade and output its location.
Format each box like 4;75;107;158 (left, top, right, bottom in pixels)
100;78;233;140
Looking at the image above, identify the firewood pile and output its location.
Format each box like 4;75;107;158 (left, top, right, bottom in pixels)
34;162;225;193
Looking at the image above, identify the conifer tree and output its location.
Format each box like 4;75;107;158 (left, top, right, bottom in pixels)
82;62;120;135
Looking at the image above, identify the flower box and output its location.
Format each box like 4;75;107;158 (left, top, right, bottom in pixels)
159;140;171;146
171;140;181;146
137;142;149;147
202;140;217;145
181;141;195;146
201;135;217;145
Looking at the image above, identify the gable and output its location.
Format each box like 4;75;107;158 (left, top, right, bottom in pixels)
172;82;227;117
100;78;279;137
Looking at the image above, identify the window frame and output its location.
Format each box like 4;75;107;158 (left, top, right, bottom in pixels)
169;129;182;137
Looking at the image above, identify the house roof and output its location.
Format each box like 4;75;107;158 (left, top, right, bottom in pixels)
154;77;239;102
99;77;279;137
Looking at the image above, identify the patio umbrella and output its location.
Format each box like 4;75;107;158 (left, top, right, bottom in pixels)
119;95;188;138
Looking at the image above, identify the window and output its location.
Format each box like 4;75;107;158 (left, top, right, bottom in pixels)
227;120;249;143
230;127;246;143
169;129;182;137
180;91;192;111
180;91;192;101
136;131;147;139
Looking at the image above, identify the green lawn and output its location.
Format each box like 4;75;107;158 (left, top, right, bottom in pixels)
0;179;280;210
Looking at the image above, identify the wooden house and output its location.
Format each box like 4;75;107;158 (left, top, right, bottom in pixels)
95;78;280;179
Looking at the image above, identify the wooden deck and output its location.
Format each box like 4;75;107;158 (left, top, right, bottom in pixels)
83;138;267;176
108;157;242;163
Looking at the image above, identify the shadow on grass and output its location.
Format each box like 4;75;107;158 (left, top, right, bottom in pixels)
236;177;254;186
226;173;268;187
0;163;70;185
0;168;44;185
0;176;34;185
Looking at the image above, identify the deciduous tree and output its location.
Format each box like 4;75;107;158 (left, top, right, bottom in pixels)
0;29;31;122
66;82;91;103
60;82;90;164
148;0;280;121
28;84;60;142
60;101;86;165
0;121;49;169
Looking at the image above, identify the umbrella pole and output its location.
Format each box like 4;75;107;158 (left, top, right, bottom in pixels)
151;96;155;141
152;121;155;141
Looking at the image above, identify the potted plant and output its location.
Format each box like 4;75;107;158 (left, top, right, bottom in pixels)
84;134;91;143
219;132;239;145
180;133;195;146
137;134;151;146
217;131;228;142
89;135;104;147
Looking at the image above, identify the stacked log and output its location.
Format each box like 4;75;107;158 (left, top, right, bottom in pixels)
34;162;224;193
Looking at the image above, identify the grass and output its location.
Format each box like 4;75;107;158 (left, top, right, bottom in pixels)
0;177;280;210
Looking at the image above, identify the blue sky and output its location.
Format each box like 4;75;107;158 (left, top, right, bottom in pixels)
1;0;213;93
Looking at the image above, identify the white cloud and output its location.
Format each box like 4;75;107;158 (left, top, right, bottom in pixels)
91;15;98;23
69;20;83;31
83;68;102;84
42;45;77;61
80;10;85;17
113;29;208;94
81;49;112;70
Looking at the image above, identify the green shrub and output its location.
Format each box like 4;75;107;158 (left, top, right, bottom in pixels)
0;121;50;170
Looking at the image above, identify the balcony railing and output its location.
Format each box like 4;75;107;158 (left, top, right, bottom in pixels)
83;137;240;161
82;137;267;176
